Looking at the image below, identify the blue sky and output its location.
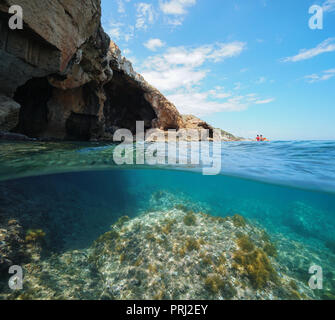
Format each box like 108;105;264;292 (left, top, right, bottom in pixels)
101;0;335;140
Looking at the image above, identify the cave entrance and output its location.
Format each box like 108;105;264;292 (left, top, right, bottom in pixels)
13;77;52;137
66;112;99;141
103;71;157;134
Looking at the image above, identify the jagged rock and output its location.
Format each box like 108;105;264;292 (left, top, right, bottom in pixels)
0;0;239;141
0;131;33;141
182;115;214;132
182;115;241;141
0;0;110;140
105;42;184;133
88;209;315;300
0;95;20;131
219;129;243;141
0;0;102;96
0;220;26;272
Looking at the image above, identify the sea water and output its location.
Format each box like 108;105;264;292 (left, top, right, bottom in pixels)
0;140;334;299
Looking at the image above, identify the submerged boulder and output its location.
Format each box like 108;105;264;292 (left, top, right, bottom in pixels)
0;219;27;273
88;209;315;300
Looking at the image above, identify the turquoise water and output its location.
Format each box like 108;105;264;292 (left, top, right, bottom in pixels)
0;140;335;299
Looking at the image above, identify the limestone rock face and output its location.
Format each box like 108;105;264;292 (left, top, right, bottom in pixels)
0;0;238;141
0;0;113;139
182;114;214;131
105;42;184;134
181;115;241;141
0;95;20;131
0;0;102;95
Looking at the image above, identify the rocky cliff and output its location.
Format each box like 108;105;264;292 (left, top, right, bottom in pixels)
0;0;239;141
182;115;242;141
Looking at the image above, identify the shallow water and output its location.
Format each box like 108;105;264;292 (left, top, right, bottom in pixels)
0;140;335;299
1;140;335;192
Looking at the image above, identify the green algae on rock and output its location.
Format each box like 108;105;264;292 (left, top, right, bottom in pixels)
0;190;322;300
87;209;315;300
183;211;197;226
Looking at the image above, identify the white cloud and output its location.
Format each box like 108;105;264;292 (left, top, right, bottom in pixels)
160;0;196;15
141;42;246;91
107;22;123;40
254;98;275;104
160;0;197;26
166;89;274;116
117;0;126;13
116;0;132;14
143;42;246;70
107;21;134;42
166;17;184;26
143;67;207;91
124;27;135;42
209;90;232;99
139;42;273;116
208;42;247;62
304;68;335;83
144;38;166;51
167;90;248;115
160;46;211;67
136;3;155;30
108;28;121;40
105;0;194;39
246;93;257;102
282;38;335;62
323;0;335;12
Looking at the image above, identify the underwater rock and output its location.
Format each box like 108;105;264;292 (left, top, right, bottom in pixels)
149;190;212;214
0;219;27;273
274;234;335;300
88;209;315;300
1;249;102;300
0;201;323;300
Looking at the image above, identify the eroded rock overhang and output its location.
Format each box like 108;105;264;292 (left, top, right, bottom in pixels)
0;0;184;141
